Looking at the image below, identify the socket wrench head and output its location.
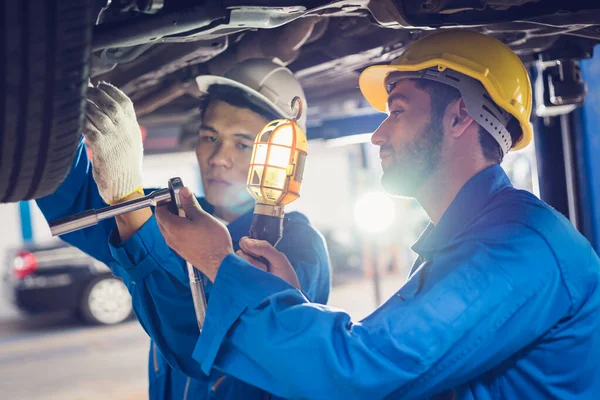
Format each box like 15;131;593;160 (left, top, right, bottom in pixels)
168;177;185;217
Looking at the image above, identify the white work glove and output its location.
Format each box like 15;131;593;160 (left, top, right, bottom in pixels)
84;82;144;204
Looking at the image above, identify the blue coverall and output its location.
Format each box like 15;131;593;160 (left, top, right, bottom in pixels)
36;138;332;399
102;164;600;399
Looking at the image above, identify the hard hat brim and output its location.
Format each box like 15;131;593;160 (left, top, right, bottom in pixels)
196;74;303;129
359;61;533;151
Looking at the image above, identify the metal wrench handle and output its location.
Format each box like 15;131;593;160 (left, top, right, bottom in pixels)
187;262;208;332
168;178;208;332
49;188;171;236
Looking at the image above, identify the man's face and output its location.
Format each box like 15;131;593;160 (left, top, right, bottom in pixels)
196;100;270;211
371;79;446;198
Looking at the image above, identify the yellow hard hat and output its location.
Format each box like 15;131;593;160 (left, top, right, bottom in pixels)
359;30;533;151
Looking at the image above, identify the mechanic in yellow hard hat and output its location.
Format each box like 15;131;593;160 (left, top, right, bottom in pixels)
115;31;600;399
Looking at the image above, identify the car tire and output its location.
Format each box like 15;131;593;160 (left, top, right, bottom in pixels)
0;0;94;202
79;276;133;325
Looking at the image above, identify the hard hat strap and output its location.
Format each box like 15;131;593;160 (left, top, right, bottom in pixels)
386;68;512;155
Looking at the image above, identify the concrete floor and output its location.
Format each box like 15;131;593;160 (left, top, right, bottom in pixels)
0;271;406;400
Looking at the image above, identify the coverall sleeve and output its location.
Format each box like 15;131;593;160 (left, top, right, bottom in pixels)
33;138;214;380
34;137;172;292
33;137;213;381
36;137;117;266
107;215;207;378
191;226;572;399
108;214;332;381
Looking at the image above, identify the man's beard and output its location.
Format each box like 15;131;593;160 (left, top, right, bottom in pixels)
380;115;444;198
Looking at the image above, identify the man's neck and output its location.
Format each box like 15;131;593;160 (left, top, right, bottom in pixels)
417;158;496;225
213;202;254;223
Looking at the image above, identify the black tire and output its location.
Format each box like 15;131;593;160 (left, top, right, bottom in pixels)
79;276;133;326
0;0;94;202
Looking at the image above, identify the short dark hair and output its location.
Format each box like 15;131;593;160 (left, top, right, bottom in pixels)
413;79;522;164
198;84;279;122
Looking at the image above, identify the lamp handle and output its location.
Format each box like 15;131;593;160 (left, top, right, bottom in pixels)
249;213;283;247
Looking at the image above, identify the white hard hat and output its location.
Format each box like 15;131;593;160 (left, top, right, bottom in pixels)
196;58;307;131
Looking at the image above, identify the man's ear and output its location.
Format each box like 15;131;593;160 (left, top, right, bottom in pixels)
448;98;474;138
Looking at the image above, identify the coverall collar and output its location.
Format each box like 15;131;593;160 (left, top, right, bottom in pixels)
411;165;513;259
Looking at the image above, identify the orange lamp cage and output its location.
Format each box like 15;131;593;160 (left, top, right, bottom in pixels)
246;119;308;206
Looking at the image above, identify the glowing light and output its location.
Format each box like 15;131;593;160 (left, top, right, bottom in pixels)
354;191;395;233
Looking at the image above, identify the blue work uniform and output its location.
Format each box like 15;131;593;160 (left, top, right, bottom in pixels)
119;164;600;399
36;138;332;400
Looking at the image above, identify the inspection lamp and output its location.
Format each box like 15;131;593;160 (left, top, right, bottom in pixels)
246;97;307;246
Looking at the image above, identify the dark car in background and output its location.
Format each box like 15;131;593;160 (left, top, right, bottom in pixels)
2;241;132;325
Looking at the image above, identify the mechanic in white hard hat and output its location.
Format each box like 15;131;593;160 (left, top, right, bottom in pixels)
36;59;331;400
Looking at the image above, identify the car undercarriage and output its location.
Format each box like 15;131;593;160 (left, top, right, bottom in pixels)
1;0;598;200
90;0;599;146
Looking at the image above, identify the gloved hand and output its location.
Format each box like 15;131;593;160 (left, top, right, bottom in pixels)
84;82;144;204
